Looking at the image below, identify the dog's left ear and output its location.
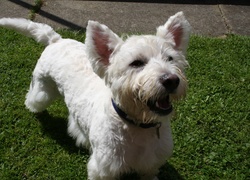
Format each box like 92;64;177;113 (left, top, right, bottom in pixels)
86;21;123;78
156;12;191;55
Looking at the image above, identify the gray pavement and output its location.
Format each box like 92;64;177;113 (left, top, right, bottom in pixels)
0;0;249;36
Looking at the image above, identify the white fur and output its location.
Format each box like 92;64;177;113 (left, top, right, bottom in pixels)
0;12;191;180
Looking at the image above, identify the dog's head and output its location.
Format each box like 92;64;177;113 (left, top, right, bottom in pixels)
86;12;191;123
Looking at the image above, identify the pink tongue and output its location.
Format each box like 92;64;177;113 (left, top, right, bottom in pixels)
157;98;171;110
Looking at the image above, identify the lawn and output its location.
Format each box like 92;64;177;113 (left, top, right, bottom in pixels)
0;28;249;179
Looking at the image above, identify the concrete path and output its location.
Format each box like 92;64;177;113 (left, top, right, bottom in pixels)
0;0;249;36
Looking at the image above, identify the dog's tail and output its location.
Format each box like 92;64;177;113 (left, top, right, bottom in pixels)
0;18;61;46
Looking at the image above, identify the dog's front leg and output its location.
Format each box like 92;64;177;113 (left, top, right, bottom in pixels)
87;152;117;180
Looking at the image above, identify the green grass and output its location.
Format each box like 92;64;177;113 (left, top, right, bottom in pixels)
0;28;249;179
29;0;45;20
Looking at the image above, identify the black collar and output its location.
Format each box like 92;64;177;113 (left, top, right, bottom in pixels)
111;99;161;129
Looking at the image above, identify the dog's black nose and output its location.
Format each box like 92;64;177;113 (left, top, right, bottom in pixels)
160;74;180;93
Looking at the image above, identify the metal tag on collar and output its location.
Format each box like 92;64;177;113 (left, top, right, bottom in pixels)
156;122;162;139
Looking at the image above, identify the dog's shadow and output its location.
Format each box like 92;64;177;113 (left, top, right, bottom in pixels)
36;111;183;180
35;110;88;155
158;163;184;180
120;163;183;180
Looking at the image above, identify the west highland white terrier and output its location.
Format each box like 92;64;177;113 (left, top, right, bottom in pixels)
0;12;191;179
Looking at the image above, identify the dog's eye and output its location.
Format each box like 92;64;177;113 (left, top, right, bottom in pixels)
168;56;174;61
130;60;145;68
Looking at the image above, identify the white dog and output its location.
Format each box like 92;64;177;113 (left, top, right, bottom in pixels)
0;12;191;180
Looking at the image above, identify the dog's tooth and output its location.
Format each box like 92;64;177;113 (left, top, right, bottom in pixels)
156;101;160;108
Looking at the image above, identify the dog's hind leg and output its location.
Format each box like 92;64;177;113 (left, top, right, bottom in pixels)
67;114;90;148
25;74;60;113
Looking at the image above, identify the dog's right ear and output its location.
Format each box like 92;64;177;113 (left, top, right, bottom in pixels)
86;21;123;78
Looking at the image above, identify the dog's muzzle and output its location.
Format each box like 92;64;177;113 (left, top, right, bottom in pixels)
147;74;179;116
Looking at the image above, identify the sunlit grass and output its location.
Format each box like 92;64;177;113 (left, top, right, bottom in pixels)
0;28;249;179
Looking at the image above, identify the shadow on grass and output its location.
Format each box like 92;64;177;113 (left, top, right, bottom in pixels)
120;162;183;180
35;110;88;155
35;111;183;179
158;163;184;180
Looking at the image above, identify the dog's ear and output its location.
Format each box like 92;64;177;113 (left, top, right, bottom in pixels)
86;21;123;78
156;12;191;55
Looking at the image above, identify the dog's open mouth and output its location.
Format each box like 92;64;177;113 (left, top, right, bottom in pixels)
147;95;173;116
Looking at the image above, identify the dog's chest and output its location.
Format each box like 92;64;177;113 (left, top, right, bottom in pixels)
119;126;172;170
